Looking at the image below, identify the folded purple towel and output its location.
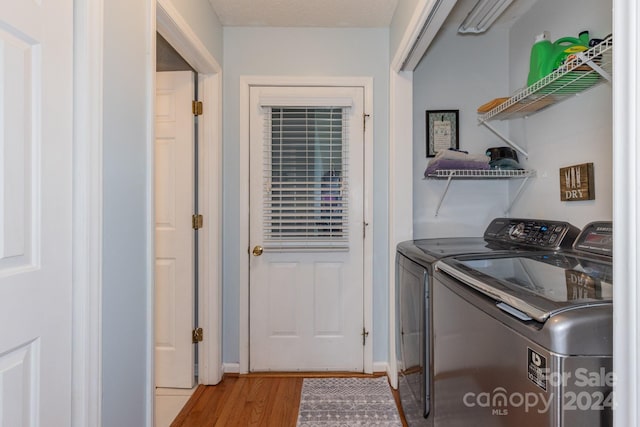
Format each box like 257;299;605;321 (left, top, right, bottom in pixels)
424;159;490;176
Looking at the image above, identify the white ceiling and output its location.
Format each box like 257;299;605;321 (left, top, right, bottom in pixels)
207;0;538;31
208;0;400;27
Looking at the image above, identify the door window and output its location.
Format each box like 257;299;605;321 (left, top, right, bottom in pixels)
263;106;350;249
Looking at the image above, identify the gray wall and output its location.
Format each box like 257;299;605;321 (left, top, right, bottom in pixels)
102;1;149;425
413;19;511;237
507;0;612;227
101;1;222;425
222;27;391;364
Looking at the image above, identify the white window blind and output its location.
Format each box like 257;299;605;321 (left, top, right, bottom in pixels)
263;106;349;250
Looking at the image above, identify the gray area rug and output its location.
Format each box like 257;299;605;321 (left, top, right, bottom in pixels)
296;377;403;426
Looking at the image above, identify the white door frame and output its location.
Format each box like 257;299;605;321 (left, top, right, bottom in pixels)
72;0;105;425
72;0;224;425
387;68;413;388
386;0;440;389
155;0;224;386
239;76;374;374
612;1;640;426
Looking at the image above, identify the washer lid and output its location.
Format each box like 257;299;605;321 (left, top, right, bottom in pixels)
410;237;494;256
436;252;612;322
396;237;498;267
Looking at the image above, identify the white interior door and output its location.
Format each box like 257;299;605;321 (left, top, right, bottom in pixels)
249;85;365;371
155;71;196;388
0;0;74;425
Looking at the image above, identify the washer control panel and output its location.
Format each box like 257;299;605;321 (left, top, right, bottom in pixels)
573;221;613;257
483;218;580;250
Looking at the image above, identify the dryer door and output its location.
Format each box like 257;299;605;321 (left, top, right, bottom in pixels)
396;253;429;422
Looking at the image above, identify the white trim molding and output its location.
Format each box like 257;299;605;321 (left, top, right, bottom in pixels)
397;0;457;71
372;362;390;374
239;76;375;374
146;2;157;425
222;363;241;374
387;68;414;389
155;0;224;389
612;0;639;426
156;0;221;74
386;0;444;389
72;0;104;425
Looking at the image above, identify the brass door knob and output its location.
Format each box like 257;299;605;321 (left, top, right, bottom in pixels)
252;245;264;256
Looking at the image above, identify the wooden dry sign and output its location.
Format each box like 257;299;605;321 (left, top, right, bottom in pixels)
559;163;595;201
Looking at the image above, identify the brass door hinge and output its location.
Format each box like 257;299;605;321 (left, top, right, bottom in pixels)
192;100;203;116
192;327;203;343
192;214;203;230
361;327;369;346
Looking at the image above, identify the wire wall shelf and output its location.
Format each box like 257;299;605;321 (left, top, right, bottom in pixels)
424;169;536;216
479;36;612;122
425;169;536;179
426;38;612;216
476;36;612;159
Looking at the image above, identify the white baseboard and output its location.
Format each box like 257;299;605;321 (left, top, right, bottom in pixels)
222;362;388;376
155;386;197;397
377;362;398;389
222;363;240;374
373;361;390;374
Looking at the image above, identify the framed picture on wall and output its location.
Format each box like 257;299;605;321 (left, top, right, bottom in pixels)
426;110;459;157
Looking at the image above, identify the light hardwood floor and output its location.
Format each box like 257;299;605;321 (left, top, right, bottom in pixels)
170;373;408;427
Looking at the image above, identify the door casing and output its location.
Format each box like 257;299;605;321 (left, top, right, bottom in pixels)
156;0;224;387
239;75;374;374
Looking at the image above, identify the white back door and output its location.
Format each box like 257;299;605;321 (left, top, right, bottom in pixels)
0;0;73;424
249;85;365;371
155;71;196;388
